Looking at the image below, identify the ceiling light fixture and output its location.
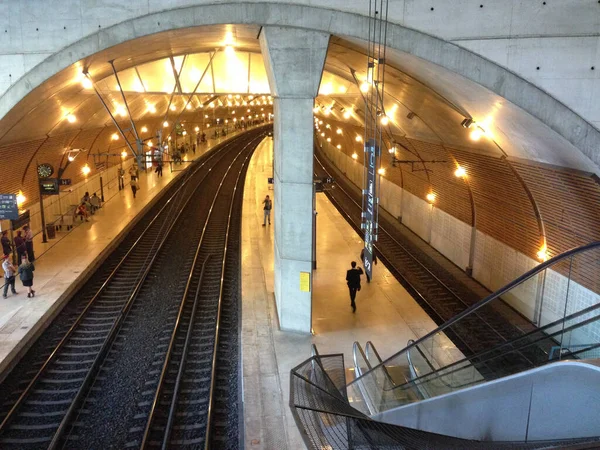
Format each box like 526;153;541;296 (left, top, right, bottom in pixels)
454;166;466;177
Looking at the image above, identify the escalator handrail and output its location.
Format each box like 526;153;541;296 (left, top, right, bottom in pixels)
395;298;600;391
353;342;371;377
347;240;600;387
366;341;398;389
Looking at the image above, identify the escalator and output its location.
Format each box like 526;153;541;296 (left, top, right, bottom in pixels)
291;242;600;449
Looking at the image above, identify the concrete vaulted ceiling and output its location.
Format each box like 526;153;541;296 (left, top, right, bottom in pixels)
0;24;596;176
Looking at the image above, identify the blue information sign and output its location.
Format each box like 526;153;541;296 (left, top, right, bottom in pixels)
363;138;379;280
0;194;19;220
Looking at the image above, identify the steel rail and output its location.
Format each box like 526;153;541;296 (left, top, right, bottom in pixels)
139;132;265;449
46;135;257;449
0;135;238;435
159;257;210;450
204;131;262;450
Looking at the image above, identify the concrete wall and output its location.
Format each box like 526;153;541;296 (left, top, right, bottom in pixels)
0;1;598;130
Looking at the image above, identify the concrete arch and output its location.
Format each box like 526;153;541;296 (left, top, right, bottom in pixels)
0;2;598;168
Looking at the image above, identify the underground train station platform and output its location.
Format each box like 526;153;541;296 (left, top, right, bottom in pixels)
0;129;252;377
0;134;464;448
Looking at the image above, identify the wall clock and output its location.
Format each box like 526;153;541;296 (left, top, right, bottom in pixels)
37;163;54;178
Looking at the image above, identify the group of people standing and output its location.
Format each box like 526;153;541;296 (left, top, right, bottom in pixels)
1;228;36;299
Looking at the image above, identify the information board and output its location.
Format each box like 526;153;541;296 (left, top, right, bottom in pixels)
39;178;59;195
0;194;19;220
362;138;379;280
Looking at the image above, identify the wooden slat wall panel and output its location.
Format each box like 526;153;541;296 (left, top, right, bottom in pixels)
450;148;541;258
0;138;46;199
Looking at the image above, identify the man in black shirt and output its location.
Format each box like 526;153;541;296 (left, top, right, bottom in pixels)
346;261;364;313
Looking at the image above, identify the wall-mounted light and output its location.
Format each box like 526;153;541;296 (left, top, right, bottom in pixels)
163;121;169;127
321;132;325;137
141;126;148;133
351;153;358;160
66;114;76;123
81;76;93;89
147;141;153;147
388;146;396;154
195;126;200;132
111;133;119;141
121;150;128;159
355;135;363;143
378;167;386;176
336;144;342;149
82;164;91;176
537;245;548;262
170;105;176;111
16;190;26;207
454;166;466;177
326;137;331;143
426;192;436;203
470;128;483;141
182;130;187;136
336;128;342;135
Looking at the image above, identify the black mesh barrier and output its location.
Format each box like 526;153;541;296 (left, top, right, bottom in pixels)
290;355;600;450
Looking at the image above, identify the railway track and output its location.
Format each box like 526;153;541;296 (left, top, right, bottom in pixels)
0;128;268;449
313;147;549;376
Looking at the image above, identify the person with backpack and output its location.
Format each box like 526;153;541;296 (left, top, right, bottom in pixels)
346;261;364;313
262;195;272;226
18;256;35;298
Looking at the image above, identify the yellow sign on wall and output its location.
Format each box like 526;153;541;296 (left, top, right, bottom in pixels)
300;271;311;292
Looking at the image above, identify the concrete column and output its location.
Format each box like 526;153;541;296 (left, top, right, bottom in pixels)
260;26;329;333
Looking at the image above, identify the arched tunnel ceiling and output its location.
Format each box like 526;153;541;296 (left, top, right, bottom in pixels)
0;24;597;179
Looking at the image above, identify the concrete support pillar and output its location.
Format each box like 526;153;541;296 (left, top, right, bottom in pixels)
260;27;329;333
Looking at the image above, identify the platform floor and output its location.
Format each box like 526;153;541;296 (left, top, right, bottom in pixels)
0;129;250;376
241;139;456;449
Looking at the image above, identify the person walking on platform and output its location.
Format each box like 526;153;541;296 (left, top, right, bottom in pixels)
129;164;139;181
155;161;163;177
14;231;26;265
118;167;125;190
2;254;18;298
1;230;11;256
346;261;364;313
262;195;272;226
360;248;378;283
18;256;35;298
131;178;140;199
23;225;34;262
